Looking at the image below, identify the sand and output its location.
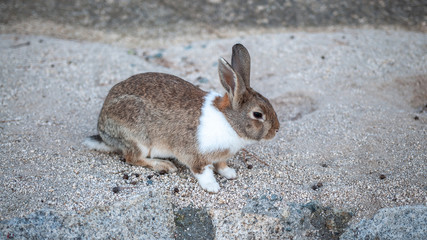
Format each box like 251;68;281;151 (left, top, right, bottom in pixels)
0;28;426;238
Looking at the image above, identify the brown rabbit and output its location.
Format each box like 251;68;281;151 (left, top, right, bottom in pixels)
84;44;279;192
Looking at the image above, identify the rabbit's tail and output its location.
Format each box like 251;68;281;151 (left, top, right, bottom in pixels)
83;135;115;152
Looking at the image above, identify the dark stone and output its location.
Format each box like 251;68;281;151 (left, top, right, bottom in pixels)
112;186;120;193
174;207;215;240
309;204;353;240
242;199;353;239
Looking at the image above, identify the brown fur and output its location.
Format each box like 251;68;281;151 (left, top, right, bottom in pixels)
98;73;206;159
214;94;231;111
214;161;229;170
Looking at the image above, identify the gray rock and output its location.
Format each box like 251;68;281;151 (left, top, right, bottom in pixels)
341;205;427;240
242;194;283;219
0;193;175;240
174;207;215;240
281;202;353;239
241;197;353;239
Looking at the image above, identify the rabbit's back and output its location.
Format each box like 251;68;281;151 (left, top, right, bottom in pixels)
106;73;205;107
98;73;207;148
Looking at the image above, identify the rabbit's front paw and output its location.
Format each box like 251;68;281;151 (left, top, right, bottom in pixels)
199;180;220;193
218;167;237;179
194;165;220;193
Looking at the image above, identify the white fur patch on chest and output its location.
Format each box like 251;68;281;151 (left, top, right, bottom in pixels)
197;91;256;154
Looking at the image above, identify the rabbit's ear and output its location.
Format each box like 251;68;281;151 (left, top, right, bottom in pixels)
231;44;251;88
218;57;246;109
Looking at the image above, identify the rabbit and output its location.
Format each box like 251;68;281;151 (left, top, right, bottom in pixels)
84;44;280;193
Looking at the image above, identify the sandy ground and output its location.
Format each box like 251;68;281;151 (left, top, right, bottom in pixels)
0;28;426;233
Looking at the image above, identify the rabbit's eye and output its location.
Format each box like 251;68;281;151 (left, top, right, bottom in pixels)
253;112;263;119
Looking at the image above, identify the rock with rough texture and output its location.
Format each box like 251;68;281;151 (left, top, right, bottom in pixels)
174;207;215;240
341;205;427;240
212;198;353;239
0;192;175;240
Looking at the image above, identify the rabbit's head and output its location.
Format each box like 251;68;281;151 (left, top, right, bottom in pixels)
216;44;280;141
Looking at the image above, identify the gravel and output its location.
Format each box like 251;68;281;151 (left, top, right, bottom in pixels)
0;28;426;238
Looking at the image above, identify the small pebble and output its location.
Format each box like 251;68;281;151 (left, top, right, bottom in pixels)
271;194;279;201
158;170;167;175
123;174;129;180
134;173;140;177
130;181;137;185
151;52;163;59
317;182;323;188
147;180;153;185
173;187;179;193
321;56;325;60
147;175;153;179
321;163;328;168
112;186;120;193
311;185;318;191
127;49;137;55
414;116;419;120
197;76;209;83
247;164;253;169
379;174;386;180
